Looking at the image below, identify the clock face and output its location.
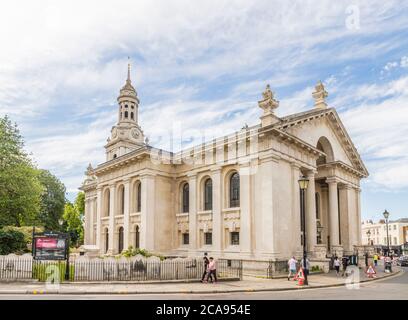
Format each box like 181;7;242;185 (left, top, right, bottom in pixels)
112;127;117;138
131;128;139;139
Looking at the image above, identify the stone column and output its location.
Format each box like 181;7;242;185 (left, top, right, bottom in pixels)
108;184;116;254
88;199;95;245
354;187;362;246
84;199;90;245
339;184;355;254
239;163;251;255
140;174;156;251
306;171;317;253
327;177;340;249
291;163;302;254
211;168;223;253
123;179;131;251
320;186;329;247
96;187;103;252
188;174;198;251
254;156;277;257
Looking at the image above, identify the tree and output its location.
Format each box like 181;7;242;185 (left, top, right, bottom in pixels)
63;192;84;247
37;169;66;231
0;116;43;227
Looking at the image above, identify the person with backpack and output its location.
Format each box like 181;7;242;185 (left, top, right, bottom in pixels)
341;255;349;277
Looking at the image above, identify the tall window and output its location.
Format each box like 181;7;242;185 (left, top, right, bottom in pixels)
135;225;140;249
131;112;134;120
118;227;124;253
231;232;240;245
137;182;141;212
182;233;189;245
204;178;212;210
119;185;125;215
104;189;110;217
204;232;212;245
182;183;189;213
229;172;240;208
315;192;320;219
105;228;109;253
125;111;128;118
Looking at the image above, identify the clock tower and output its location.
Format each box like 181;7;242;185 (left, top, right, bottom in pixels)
105;62;145;161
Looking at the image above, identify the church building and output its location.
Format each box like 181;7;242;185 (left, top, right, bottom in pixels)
80;64;368;270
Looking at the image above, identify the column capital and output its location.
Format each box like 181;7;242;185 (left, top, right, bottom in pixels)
306;170;318;178
326;177;339;185
290;161;302;170
122;178;131;184
338;183;353;190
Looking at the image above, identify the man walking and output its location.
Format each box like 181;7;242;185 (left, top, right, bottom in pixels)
287;256;297;281
201;252;212;283
300;257;310;276
341;255;349;277
373;253;379;267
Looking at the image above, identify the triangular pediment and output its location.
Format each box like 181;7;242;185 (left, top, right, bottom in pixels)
275;108;368;177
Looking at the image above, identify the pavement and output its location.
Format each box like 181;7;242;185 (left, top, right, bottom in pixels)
0;264;402;295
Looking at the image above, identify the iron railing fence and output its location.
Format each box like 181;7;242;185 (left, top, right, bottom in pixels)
267;260;289;278
0;258;242;282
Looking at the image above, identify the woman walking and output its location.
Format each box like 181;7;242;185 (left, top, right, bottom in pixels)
333;256;341;276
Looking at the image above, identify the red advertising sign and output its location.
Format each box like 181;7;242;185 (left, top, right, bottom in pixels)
35;238;58;249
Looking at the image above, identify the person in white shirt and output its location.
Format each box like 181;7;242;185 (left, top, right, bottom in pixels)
333;257;341;276
287;256;298;281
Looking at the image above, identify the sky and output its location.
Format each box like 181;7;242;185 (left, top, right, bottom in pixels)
0;0;408;222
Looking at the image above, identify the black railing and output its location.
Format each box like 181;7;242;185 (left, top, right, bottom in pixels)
267;260;289;278
0;258;242;282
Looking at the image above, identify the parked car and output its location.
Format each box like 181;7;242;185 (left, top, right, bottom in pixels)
397;256;408;266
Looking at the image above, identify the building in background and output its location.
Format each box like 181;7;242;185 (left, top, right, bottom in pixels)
361;218;408;255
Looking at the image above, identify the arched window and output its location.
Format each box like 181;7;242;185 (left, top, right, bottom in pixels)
229;172;240;208
105;228;109;253
104;189;110;217
118;227;124;253
125;111;128;118
118;185;125;215
131;112;134;120
204;178;212;211
137;182;141;212
135;225;140;249
182;183;189;213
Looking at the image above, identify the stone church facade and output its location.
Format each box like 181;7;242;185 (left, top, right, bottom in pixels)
80;65;368;269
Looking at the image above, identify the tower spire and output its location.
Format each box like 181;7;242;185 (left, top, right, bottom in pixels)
127;56;131;82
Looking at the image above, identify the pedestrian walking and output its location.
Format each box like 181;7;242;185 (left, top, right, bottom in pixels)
204;257;217;283
287;256;297;281
373;253;379;267
200;252;212;283
341;255;349;277
333;256;341;276
300;257;310;276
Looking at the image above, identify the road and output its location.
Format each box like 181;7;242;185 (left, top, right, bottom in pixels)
1;267;407;300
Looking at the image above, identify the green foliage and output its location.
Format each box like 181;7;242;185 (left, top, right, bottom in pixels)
2;225;43;251
62;192;84;247
37;169;66;231
0;228;27;254
32;262;75;282
121;246;165;260
311;265;321;272
0;116;43;227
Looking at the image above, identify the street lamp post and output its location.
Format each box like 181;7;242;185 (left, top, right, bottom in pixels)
298;175;309;285
59;219;70;281
383;210;390;257
366;230;371;246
